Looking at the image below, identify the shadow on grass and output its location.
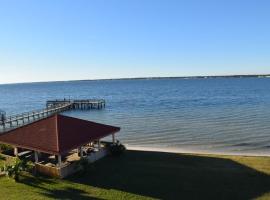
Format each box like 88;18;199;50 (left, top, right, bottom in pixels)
20;175;103;200
68;150;270;200
37;187;102;200
20;174;57;190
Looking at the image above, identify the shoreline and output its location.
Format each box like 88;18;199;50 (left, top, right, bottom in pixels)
126;145;270;157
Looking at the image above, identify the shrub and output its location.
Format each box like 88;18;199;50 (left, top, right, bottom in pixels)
0;154;4;160
3;158;31;182
109;141;126;156
0;144;13;152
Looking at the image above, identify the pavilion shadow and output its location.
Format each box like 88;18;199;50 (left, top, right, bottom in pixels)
20;175;104;200
68;150;270;200
37;187;103;200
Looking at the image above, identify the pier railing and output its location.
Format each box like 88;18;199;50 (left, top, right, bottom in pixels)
0;103;72;133
0;99;105;133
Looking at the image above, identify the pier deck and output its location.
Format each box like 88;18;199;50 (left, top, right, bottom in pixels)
0;99;105;133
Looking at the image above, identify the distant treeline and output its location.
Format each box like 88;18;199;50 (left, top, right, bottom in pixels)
89;74;270;81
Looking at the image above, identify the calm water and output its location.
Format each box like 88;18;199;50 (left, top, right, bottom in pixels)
1;78;270;155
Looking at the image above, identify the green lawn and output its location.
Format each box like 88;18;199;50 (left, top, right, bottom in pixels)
1;150;270;200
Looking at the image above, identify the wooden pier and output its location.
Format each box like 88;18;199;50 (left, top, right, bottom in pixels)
46;99;105;110
0;99;105;133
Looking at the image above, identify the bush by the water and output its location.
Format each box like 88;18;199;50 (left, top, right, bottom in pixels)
109;141;126;156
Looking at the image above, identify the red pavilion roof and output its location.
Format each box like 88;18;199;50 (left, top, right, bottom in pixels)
0;114;120;155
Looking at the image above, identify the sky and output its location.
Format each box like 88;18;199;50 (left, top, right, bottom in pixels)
0;0;270;84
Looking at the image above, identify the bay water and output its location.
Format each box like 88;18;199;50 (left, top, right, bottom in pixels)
1;78;270;155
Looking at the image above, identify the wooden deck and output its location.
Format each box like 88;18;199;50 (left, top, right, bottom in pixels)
0;99;105;133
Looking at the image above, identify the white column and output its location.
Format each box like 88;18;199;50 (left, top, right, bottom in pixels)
58;155;62;167
78;147;84;157
112;134;116;144
14;147;18;157
77;147;81;156
80;147;84;157
34;151;39;163
98;140;101;150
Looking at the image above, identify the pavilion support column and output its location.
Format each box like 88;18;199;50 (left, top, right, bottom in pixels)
80;147;83;158
34;151;39;163
58;155;62;167
14;147;18;157
78;147;82;157
77;147;80;156
112;133;116;144
98;140;101;150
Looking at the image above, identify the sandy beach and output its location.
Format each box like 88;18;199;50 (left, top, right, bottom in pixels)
126;145;270;157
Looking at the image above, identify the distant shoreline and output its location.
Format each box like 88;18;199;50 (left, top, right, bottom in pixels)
80;74;270;82
1;74;270;85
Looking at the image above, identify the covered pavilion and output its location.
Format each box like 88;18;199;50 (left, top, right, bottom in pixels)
0;114;120;177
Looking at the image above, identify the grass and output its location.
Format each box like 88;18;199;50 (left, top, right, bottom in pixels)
0;150;270;200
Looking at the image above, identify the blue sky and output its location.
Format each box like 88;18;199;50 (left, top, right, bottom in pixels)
0;0;269;83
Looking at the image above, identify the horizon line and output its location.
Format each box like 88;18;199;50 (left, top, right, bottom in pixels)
1;73;270;85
